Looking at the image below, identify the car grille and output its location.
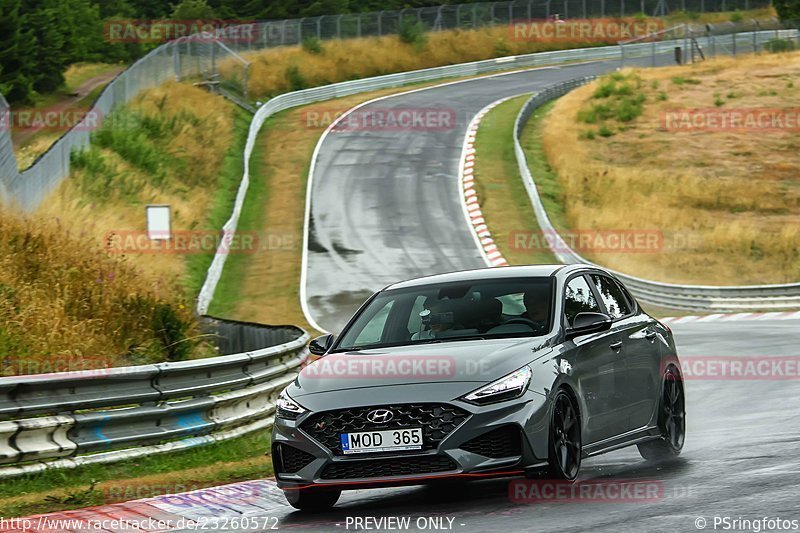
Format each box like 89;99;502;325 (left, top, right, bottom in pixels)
460;425;522;458
321;455;458;480
276;444;316;474
300;403;470;455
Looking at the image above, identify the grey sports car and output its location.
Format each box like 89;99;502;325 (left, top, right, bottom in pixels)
272;265;685;510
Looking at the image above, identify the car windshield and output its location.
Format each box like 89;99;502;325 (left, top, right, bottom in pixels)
335;277;554;351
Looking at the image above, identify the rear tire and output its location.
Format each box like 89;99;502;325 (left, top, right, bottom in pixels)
638;365;685;461
547;390;581;480
283;488;341;511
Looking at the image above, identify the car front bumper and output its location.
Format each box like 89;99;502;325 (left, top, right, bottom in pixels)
271;387;551;491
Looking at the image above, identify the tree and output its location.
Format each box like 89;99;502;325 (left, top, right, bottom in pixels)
774;0;800;21
0;0;34;102
171;0;216;19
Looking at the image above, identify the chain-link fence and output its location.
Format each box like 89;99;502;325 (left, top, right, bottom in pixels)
619;19;799;65
217;0;774;54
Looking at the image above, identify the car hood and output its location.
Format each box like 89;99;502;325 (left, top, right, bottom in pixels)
289;336;554;399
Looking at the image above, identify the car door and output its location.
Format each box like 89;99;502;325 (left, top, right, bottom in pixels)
589;274;661;432
563;273;628;444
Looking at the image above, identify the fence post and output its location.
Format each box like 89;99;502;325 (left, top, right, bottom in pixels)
244;63;249;102
357;13;362;37
316;17;322;39
564;0;568;18
473;4;478;28
621;0;625;17
298;17;304;42
582;0;587;18
377;11;382;35
173;42;180;81
601;0;605;17
527;0;532;20
651;39;656;66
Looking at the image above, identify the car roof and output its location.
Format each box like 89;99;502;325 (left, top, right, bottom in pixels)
385;265;568;290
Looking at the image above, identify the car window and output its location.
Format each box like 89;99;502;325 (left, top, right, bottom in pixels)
591;274;632;319
336;277;554;350
564;275;601;325
353;300;394;345
614;279;637;312
497;293;526;316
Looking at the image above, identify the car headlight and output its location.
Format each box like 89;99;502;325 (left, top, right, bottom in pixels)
276;388;307;420
462;366;532;405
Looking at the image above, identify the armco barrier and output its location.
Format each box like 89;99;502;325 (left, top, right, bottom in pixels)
199;28;799;316
0;327;309;478
512;75;800;312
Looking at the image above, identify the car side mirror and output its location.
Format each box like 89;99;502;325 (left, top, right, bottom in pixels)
308;334;335;355
566;312;612;340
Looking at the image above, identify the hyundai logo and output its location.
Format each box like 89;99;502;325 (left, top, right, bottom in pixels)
366;409;394;424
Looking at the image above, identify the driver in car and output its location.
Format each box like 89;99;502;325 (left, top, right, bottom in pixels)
521;286;551;332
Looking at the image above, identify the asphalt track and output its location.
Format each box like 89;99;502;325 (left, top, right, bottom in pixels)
239;317;800;532
302;54;675;333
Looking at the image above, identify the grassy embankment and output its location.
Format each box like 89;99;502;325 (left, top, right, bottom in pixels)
539;51;800;285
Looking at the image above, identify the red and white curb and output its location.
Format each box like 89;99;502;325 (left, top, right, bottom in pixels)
661;310;800;325
459;97;516;268
7;480;287;532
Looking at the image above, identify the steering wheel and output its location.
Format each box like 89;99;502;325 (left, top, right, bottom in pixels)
502;317;546;332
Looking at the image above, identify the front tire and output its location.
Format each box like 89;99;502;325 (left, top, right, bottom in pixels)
283;488;341;511
638;365;685;461
547;390;581;480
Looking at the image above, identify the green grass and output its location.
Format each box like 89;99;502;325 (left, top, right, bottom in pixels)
472;96;557;265
518;101;570;234
0;430;273;518
184;109;254;300
204;112;271;318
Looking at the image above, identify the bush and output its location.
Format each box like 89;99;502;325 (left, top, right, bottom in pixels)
302;36;324;54
398;17;427;48
730;10;744;22
764;38;797;52
285;65;308;91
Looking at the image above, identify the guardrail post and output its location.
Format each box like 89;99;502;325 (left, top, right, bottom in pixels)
732;30;736;55
651;40;656;66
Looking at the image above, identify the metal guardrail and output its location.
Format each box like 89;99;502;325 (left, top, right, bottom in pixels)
512;70;800;312
197;28;799;315
0;328;309;478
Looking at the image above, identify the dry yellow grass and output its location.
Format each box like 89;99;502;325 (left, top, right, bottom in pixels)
38;82;235;287
239;27;619;99
0;211;206;374
541;50;800;284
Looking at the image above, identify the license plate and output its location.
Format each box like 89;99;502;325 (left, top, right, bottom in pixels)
340;428;423;455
